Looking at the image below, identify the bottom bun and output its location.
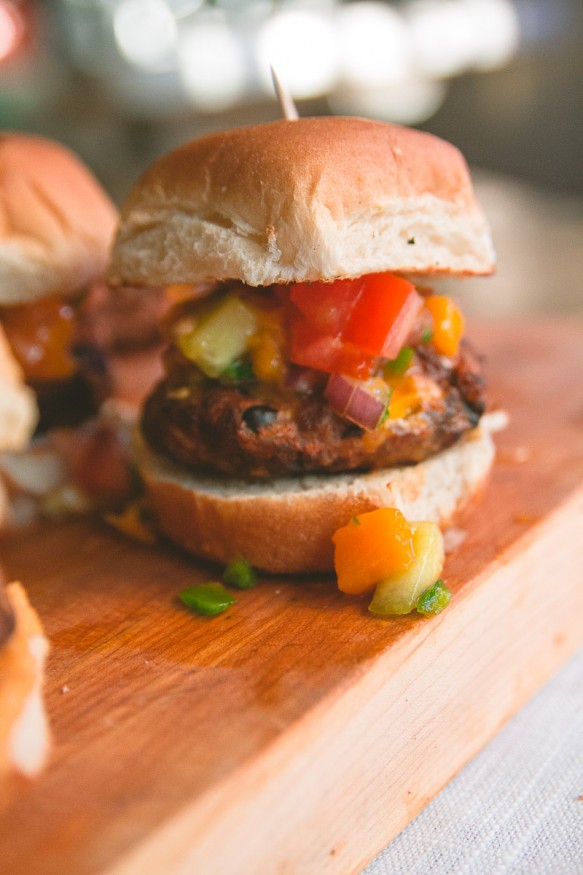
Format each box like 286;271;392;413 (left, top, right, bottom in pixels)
138;416;500;574
0;582;50;778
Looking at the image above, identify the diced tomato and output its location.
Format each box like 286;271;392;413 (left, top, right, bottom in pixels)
343;273;423;358
286;273;422;378
290;279;362;335
288;309;375;379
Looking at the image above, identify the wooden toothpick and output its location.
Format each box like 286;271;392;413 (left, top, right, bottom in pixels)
271;66;299;121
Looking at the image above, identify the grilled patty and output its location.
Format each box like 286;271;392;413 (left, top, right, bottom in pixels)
142;340;486;480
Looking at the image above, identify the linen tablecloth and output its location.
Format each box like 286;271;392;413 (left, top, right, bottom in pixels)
364;646;583;874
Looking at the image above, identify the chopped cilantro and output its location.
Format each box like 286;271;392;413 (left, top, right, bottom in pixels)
179;583;237;616
223;558;257;590
416;579;452;617
421;327;433;345
351;515;361;526
378;401;391;426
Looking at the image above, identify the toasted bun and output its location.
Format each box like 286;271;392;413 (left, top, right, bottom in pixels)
0;325;37;453
0;133;118;306
137;419;497;574
0;582;50;777
109;117;494;288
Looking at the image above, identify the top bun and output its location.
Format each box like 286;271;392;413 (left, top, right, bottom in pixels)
109;117;494;288
0;133;118;306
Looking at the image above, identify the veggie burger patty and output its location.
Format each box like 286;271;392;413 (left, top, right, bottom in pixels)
142;283;486;480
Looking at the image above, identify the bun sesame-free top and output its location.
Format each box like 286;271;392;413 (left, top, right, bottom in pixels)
0;134;117;306
110;117;494;288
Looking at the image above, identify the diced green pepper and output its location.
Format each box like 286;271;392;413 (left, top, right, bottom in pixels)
385;346;414;376
179;582;237;616
178;295;258;378
221;359;255;383
223;558;257;590
416;579;452;616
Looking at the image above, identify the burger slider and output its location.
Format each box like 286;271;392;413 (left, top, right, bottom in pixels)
109;117;497;573
0;133;119;430
0;326;49;778
0;134;171;514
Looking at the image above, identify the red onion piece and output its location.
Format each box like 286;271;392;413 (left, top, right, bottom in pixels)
325;374;390;430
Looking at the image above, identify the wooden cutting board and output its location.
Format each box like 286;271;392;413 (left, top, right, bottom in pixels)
1;320;583;875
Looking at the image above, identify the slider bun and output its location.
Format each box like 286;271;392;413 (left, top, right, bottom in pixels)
0;325;37;454
0;582;50;777
110;117;495;288
0;133;118;305
137;422;496;574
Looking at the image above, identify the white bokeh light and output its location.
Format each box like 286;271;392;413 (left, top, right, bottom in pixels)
408;0;520;78
337;3;412;88
113;0;178;70
408;0;476;78
178;20;245;111
331;77;448;126
464;0;520;70
257;10;338;99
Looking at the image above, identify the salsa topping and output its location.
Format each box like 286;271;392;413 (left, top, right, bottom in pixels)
332;507;449;618
143;272;483;480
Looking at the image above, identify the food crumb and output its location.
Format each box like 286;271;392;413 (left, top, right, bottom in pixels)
512;446;531;463
499;445;532;465
61;685;70;695
514;513;540;525
275;589;281;595
104;499;157;545
443;527;467;553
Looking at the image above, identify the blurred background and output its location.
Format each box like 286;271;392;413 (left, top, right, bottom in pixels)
0;0;581;316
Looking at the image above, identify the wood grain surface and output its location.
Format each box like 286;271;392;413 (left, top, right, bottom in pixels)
1;319;582;875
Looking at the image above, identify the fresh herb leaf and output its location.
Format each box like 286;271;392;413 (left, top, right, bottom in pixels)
351;515;361;526
223;558;257;590
221;359;255;383
421;327;433;345
385;346;414;376
378;399;391;426
407;236;416;245
179;583;237;616
416;579;451;617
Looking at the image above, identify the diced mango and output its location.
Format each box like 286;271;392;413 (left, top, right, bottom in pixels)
250;309;286;383
424;295;465;357
332;507;415;595
385;374;442;421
